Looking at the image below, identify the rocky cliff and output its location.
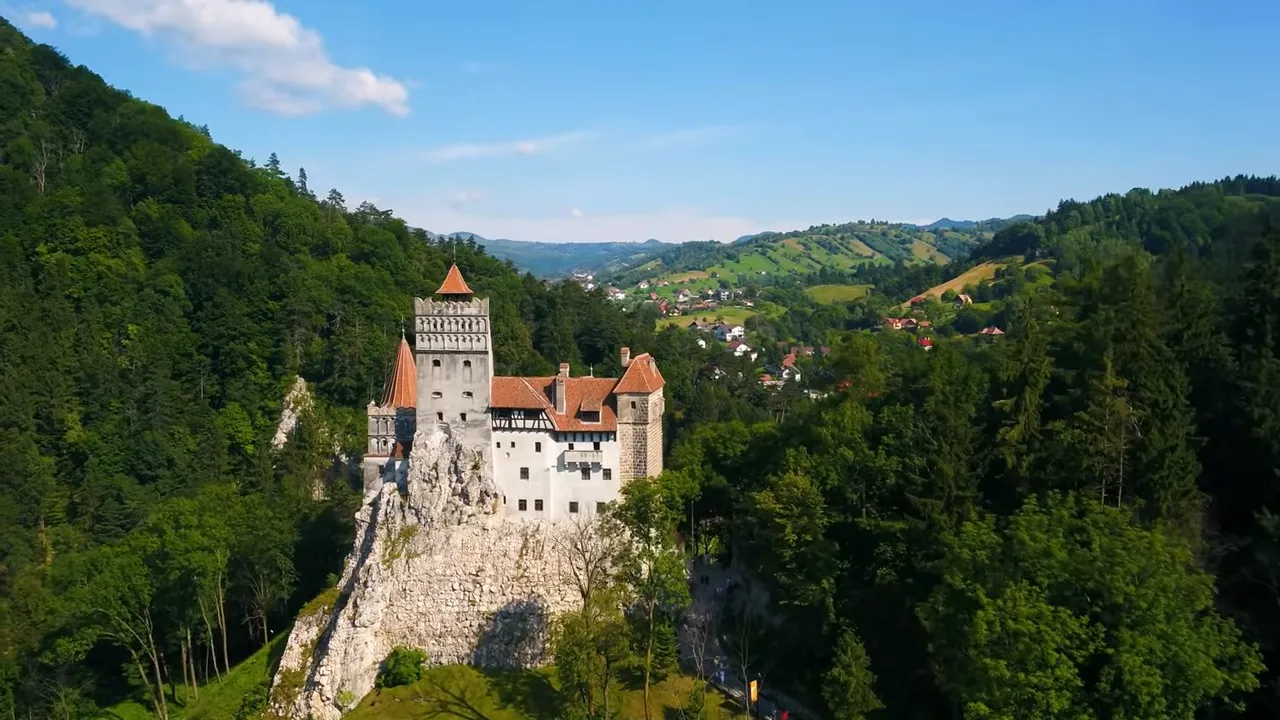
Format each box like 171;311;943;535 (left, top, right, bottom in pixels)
272;424;581;719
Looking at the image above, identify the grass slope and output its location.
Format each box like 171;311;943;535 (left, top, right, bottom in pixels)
348;664;732;720
902;260;1013;308
657;307;758;330
105;633;289;720
806;284;872;304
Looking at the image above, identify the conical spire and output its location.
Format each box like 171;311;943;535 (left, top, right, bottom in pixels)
436;263;473;295
379;335;417;408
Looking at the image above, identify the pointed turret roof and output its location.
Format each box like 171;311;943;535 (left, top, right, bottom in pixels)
436;264;473;295
379;335;417;408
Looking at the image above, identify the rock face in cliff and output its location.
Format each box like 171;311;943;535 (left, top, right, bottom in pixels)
272;424;581;719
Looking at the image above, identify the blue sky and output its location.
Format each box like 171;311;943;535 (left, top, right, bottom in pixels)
9;0;1280;242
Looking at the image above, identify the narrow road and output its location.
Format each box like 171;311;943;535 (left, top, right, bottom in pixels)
679;557;821;719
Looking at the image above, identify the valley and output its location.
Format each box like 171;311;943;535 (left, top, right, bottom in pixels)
4;11;1280;720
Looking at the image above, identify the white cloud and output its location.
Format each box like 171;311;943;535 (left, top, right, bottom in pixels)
26;10;58;27
423;131;594;163
446;191;484;209
569;207;584;218
64;0;410;116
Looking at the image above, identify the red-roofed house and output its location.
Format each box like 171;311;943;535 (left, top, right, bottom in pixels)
365;264;665;521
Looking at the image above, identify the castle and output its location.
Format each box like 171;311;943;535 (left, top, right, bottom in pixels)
363;264;665;520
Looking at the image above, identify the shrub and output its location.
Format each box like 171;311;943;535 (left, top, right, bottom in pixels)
377;646;427;688
336;688;356;710
234;681;270;720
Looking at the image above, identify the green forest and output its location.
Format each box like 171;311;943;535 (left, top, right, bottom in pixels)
5;16;1280;720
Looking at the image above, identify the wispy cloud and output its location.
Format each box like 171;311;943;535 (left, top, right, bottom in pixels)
446;191;485;210
64;0;410;117
423;131;595;163
637;125;746;151
25;10;57;28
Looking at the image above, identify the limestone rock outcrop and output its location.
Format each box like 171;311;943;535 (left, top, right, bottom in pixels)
272;424;581;719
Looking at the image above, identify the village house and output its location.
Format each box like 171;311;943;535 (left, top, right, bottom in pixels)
715;323;746;342
978;326;1005;336
727;339;757;361
954;293;974;308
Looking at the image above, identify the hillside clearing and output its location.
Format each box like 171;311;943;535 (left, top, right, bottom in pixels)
669;270;710;283
806;284;872;303
903;259;1013;308
657;306;758;330
348;664;732;719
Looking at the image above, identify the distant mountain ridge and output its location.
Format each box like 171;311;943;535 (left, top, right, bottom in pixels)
425;216;1032;279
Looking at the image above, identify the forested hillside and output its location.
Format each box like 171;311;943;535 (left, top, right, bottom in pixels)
657;176;1280;718
0;19;710;717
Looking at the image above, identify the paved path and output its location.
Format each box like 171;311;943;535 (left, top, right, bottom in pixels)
678;558;820;720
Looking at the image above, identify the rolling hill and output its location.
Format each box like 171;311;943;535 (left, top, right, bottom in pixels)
433;233;676;278
602;218;1029;297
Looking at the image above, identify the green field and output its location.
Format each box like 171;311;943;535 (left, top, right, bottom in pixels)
348;664;733;719
805;284;872;304
657;306;758;330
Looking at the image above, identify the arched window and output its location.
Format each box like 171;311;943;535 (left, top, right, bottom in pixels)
432;359;441;367
463;360;472;368
463;391;473;399
462;359;473;382
630;400;637;409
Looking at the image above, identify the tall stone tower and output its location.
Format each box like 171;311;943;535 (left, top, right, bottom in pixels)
414;264;494;459
614;347;665;482
363;335;417;492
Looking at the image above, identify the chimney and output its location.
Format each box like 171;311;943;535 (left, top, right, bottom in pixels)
558;362;570;378
554;374;567;414
620;347;631;368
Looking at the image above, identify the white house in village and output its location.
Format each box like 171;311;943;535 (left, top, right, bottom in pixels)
715;324;745;342
363;265;666;522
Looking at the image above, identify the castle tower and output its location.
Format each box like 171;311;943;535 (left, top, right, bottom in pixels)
414;264;494;459
364;334;418;492
614;347;665;482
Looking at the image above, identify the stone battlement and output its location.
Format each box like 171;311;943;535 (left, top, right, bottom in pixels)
414;297;490;316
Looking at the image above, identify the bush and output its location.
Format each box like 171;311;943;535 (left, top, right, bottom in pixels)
336;688;356;710
377;646;427;688
234;681;270;720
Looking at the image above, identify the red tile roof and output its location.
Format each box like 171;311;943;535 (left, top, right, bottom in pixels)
614;353;665;394
436;264;473;295
491;375;620;431
380;336;417;408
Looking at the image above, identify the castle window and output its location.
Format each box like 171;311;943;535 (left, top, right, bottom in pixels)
593;441;601;451
535;442;542;452
581;410;600;423
432;391;442;399
509;441;515;448
463;359;473;382
630;401;637;409
496;442;501;450
436;412;443;421
432;359;441;367
460;413;468;422
604;469;612;481
580;467;590;481
520;467;529;480
535;499;544;511
518;499;527;511
568;442;575;450
463;391;473;399
463;360;472;368
569;501;579;514
596;502;606;514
